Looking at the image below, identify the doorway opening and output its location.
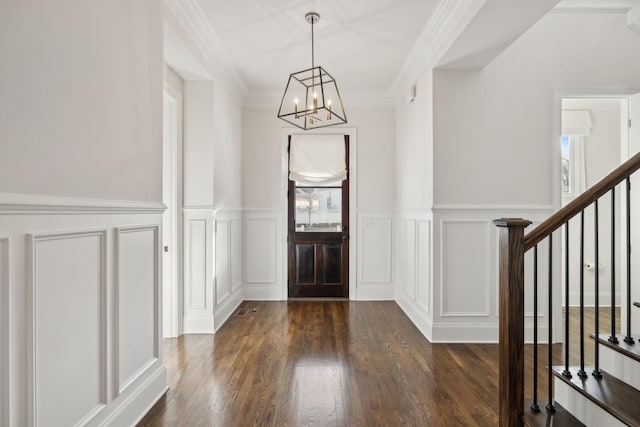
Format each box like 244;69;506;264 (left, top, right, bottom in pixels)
287;135;350;298
559;94;639;331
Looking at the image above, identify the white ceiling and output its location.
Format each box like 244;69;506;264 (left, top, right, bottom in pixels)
195;0;439;93
165;0;640;103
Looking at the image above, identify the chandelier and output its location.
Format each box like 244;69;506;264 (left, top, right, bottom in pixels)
277;12;347;130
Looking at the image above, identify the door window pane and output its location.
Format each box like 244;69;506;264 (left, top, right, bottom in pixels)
295;187;342;231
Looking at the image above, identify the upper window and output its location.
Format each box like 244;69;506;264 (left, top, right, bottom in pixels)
561;136;571;193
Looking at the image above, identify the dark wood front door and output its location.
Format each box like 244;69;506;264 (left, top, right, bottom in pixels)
288;136;349;298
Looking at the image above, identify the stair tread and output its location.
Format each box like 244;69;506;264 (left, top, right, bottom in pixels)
552;366;640;425
522;399;585;427
591;334;640;363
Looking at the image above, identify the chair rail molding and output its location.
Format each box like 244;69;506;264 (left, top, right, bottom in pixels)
0;192;166;215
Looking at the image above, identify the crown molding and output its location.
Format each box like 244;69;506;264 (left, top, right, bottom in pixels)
243;90;395;109
389;0;486;105
163;0;248;99
551;0;636;13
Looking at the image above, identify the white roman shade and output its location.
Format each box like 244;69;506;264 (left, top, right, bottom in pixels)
289;134;346;185
562;110;592;136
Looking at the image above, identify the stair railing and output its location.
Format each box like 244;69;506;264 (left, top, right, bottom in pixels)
495;151;640;427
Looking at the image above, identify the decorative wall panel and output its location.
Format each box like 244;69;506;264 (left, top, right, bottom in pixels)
28;230;107;426
115;226;159;394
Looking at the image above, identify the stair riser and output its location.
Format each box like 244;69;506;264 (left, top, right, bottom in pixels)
554;380;626;427
600;345;640;391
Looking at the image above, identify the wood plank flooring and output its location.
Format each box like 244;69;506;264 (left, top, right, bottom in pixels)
138;301;500;426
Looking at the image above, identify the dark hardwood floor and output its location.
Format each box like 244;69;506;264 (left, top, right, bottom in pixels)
139;301;500;426
138;303;621;426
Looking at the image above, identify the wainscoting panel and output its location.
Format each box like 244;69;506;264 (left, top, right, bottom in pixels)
231;219;243;292
183;209;214;333
429;205;555;343
115;226;160;396
28;230;108;426
417;219;431;311
215;220;230;306
395;211;433;340
357;211;394;300
0;237;7;427
0;195;167;427
212;210;243;331
244;210;282;300
402;220;417;299
187;219;207;310
440;220;491;317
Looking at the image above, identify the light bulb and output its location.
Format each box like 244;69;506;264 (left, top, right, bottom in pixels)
327;100;332;120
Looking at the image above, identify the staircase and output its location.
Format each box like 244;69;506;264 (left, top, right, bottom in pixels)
495;152;640;427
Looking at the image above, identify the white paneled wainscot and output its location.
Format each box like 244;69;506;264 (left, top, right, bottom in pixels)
431;205;556;342
357;210;395;300
182;208;243;333
242;208;395;301
395;210;433;339
396;205;558;343
243;209;283;300
0;194;167;427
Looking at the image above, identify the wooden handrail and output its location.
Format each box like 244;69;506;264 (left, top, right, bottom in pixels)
525;152;640;251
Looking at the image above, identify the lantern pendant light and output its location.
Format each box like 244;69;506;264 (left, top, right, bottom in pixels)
277;12;347;130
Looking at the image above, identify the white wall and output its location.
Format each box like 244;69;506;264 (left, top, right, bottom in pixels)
0;1;163;202
182;80;244;332
427;11;640;341
394;71;435;339
242;106;396;300
0;1;167;425
434;12;640;206
183;81;216;208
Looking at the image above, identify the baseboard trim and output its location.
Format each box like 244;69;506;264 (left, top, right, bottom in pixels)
183;315;215;334
396;294;433;342
98;363;167;427
214;288;243;332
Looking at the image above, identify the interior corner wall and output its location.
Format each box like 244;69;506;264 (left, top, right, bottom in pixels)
241;107;396;300
182;80;243;334
0;1;163;202
394;70;435;340
430;11;640;342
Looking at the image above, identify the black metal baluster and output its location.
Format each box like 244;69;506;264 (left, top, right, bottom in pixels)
531;245;540;412
610;188;619;344
547;234;555;412
563;222;571;378
594;200;602;378
578;211;587;378
625;177;634;344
